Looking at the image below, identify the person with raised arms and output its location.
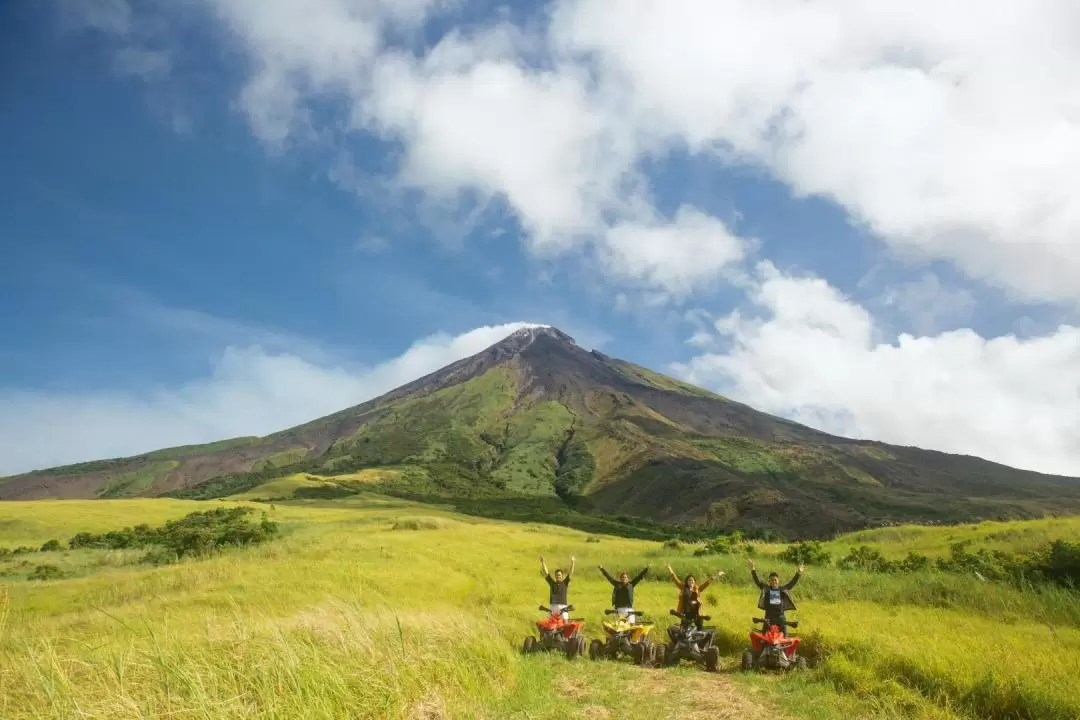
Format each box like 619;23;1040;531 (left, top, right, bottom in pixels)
540;554;575;619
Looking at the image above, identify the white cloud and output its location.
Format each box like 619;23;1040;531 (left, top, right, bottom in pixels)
190;1;746;297
0;322;536;476
672;264;1080;476
599;206;750;299
553;0;1080;305
880;272;976;334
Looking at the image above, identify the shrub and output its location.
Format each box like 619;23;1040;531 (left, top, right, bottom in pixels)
694;531;755;557
39;539;62;552
585;536;601;544
28;564;65;581
778;540;833;566
66;508;279;561
838;546;896;573
391;517;447;531
662;539;682;550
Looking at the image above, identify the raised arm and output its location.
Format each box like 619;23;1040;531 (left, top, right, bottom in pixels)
568;555;576;579
665;563;683;588
630;563;651;585
748;558;765;588
784;565;805;590
540;555;550;578
702;568;725;590
599;565;616;585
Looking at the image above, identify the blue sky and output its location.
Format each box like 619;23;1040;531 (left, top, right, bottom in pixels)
3;0;1079;477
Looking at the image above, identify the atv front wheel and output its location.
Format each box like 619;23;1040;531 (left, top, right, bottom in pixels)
636;641;653;667
795;656;808;670
589;639;603;660
704;646;720;672
566;635;585;660
741;650;754;672
658;644;673;667
523;636;536;654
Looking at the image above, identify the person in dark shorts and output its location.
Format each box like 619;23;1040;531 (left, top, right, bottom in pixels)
749;558;804;635
540;555;575;619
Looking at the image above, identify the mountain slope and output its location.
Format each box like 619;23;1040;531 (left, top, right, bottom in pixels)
3;326;1079;538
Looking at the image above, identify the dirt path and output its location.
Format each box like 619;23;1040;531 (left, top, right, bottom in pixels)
554;666;789;720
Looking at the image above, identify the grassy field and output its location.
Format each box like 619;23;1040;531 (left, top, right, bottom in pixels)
1;497;1078;719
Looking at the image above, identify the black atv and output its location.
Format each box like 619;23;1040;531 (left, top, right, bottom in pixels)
588;608;659;666
657;609;720;672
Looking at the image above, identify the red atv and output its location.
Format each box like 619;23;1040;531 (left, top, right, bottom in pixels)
522;605;587;659
741;617;807;671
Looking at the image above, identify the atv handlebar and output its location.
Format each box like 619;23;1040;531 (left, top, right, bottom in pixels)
670;609;710;622
538;604;575;613
752;617;798;628
604;608;643;615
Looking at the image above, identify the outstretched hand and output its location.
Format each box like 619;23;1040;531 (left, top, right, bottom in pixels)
715;569;725;579
747;558;756;570
798;564;806;573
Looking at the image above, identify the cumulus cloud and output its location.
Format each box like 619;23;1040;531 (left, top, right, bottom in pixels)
880;272;976;335
599;206;750;299
554;0;1080;304
0;322;536;476
672;264;1080;476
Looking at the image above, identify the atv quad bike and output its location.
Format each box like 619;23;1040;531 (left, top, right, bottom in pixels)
522;605;587;659
588;608;658;666
741;617;807;671
657;609;720;672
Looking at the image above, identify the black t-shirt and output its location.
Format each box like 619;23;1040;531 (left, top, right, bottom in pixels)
612;582;634;608
546;575;569;605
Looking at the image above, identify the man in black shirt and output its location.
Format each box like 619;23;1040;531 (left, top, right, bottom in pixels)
599;563;651;622
540;555;575;619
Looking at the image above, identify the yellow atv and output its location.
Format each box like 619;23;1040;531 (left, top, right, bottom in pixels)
588;608;659;666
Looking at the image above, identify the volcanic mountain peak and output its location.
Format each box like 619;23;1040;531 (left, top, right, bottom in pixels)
4;323;1080;539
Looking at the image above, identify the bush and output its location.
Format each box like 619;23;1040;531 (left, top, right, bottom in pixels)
694;531;755;557
662;539;682;550
585;536;601;544
66;508;279;561
778;540;832;566
391;517;447;531
39;539;62;552
838;546;896;573
28;564;65;581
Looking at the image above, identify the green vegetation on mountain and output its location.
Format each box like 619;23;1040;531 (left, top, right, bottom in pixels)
4;327;1080;539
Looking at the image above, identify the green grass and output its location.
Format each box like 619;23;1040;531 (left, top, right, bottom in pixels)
252;448;310;472
826;517;1080;559
2;498;1079;719
97;460;179;498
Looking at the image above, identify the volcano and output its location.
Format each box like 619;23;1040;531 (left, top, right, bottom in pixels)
4;326;1079;538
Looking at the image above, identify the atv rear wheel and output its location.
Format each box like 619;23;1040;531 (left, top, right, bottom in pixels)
523;636;536;654
741;650;754;672
704;646;720;672
589;639;603;660
630;643;644;665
